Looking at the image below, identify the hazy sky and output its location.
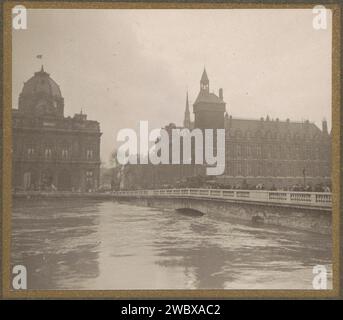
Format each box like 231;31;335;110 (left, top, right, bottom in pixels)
12;9;332;164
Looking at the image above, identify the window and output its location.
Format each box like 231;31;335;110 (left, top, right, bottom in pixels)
256;145;262;158
236;145;241;158
45;148;52;160
237;162;242;176
246;145;251;158
27;148;34;158
86;149;94;160
246;163;251;176
62;149;69;160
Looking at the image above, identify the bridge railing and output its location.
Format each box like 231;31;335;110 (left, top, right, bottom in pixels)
113;188;332;208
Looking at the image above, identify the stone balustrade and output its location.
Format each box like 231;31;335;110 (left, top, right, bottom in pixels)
114;188;332;208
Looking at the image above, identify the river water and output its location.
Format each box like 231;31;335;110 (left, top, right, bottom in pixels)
11;199;332;290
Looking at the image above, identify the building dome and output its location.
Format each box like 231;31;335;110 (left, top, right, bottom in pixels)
21;65;62;98
18;66;64;118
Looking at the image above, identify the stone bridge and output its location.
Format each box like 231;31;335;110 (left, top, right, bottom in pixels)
113;188;332;234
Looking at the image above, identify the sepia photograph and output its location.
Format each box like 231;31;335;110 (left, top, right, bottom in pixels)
2;2;340;298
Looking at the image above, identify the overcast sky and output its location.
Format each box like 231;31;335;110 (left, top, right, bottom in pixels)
12;9;332;164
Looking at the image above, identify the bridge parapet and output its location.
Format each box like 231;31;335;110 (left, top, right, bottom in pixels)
113;188;332;209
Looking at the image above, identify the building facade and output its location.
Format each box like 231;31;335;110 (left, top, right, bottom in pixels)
222;116;331;188
184;69;331;188
12;66;102;191
189;69;331;188
121;68;331;190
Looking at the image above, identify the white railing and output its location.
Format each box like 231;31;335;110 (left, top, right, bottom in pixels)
113;188;332;208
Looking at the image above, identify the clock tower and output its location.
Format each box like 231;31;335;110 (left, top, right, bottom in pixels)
193;68;226;130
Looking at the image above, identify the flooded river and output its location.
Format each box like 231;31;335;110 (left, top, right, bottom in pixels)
11;199;332;290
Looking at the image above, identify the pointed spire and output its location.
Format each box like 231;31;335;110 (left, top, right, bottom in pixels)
40;65;44;72
184;91;191;129
201;67;209;84
200;67;209;93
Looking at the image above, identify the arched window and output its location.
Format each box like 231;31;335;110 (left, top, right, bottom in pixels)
62;149;69;160
27;147;35;158
86;149;94;160
61;141;70;160
44;148;52;160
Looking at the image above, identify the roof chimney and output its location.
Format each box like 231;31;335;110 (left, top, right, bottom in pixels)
219;88;223;100
322;118;328;134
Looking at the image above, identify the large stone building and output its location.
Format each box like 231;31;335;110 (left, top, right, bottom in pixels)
12;66;101;191
222;114;331;188
186;69;331;188
121;68;331;190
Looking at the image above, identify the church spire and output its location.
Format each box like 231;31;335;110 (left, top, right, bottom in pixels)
183;91;191;129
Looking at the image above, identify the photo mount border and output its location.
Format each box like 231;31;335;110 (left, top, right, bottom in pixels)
1;0;341;299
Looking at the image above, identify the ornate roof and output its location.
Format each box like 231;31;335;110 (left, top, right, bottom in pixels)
226;117;323;138
21;66;62;98
200;68;209;83
194;90;224;105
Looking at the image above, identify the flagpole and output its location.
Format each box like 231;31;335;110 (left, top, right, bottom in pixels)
36;54;43;70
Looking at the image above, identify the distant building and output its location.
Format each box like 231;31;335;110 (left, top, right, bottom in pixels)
184;69;331;188
193;68;226;131
225;115;331;186
183;92;192;129
185;69;331;188
12;66;102;191
222;115;331;188
122;68;331;190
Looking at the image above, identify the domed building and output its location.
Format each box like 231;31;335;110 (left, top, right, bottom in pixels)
12;66;102;191
18;66;64;118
